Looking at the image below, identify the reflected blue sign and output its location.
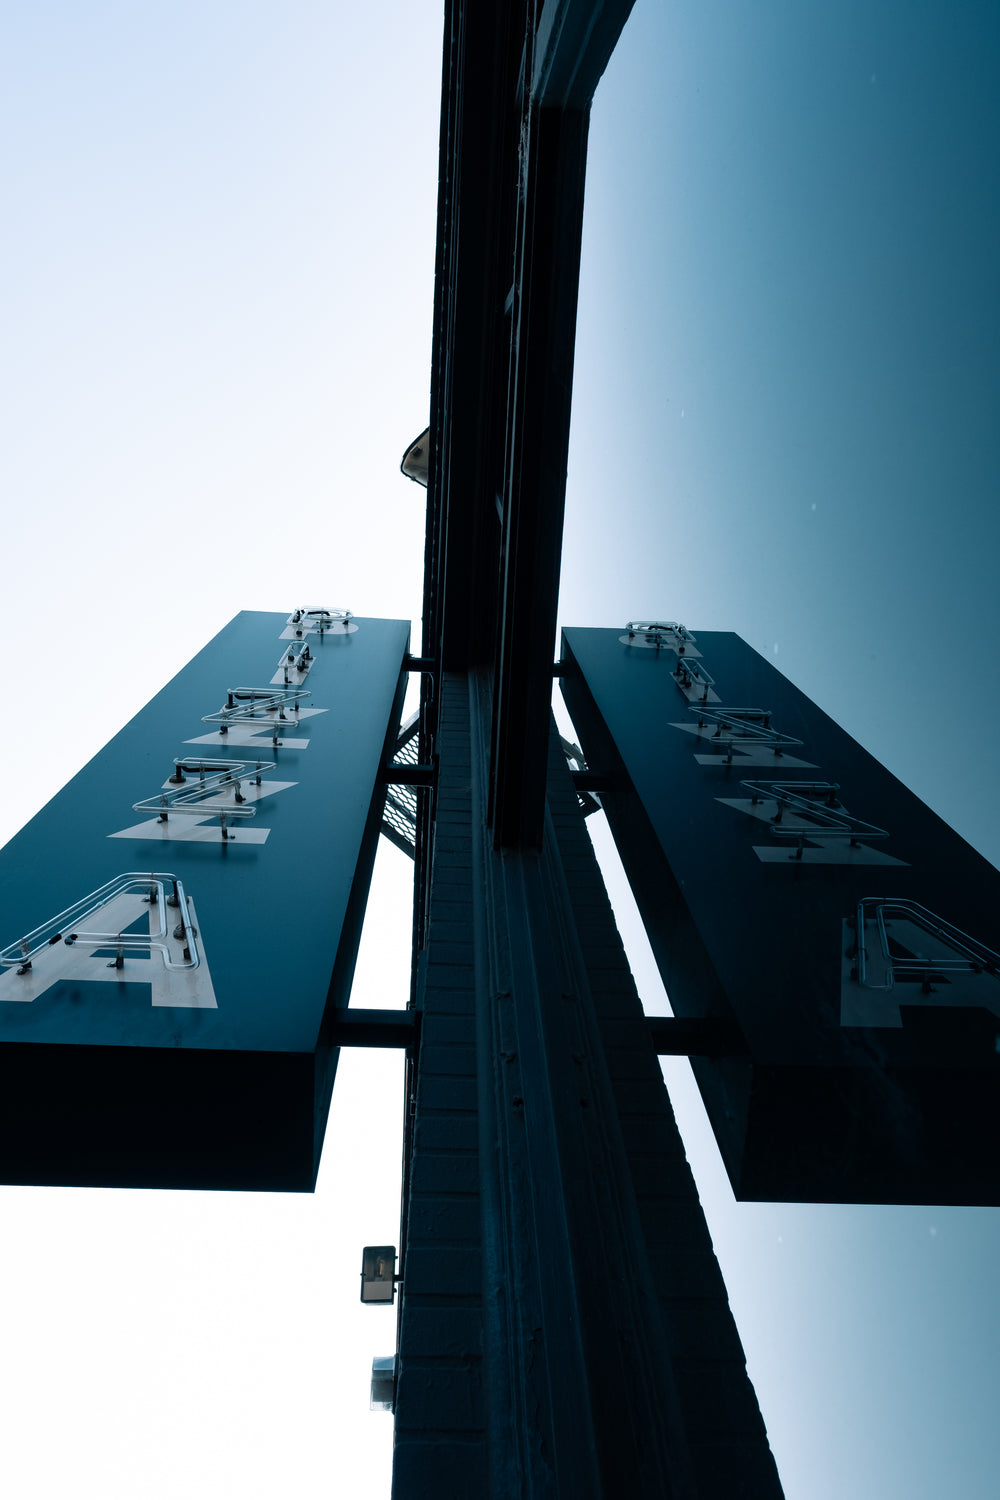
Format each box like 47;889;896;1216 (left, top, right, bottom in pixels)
562;624;1000;1206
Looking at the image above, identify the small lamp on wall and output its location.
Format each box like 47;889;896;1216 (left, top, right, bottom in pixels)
400;427;430;487
360;1244;398;1304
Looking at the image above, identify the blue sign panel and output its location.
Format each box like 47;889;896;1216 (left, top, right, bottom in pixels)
562;625;1000;1205
0;610;409;1190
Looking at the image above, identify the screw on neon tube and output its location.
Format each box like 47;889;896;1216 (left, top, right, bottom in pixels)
288;607;354;637
0;873;203;976
851;898;1000;1000
621;621;694;651
742;781;889;847
133;758;275;830
202;688;310;740
688;706;802;761
279;640;314;684
673;656;715;701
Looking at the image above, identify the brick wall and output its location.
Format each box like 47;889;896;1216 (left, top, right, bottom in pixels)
546;733;784;1499
392;677;783;1498
392;675;486;1496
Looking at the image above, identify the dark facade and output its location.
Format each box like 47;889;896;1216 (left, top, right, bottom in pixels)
394;677;783;1497
391;3;785;1492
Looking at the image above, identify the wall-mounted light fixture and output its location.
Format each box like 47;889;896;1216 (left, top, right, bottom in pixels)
400;427;430;487
360;1244;398;1304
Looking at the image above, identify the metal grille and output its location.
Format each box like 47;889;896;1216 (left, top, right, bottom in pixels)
380;712;420;857
561;736;601;817
380;724;594;855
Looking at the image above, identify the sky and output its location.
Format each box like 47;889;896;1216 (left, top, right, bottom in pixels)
1;3;998;1497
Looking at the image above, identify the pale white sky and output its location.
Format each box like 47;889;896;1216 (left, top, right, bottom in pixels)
0;4;435;1495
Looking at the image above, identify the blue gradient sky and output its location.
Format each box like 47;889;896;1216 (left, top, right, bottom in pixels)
562;5;1000;1497
0;4;997;1497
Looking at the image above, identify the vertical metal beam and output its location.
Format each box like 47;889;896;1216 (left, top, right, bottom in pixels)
486;0;638;845
396;682;784;1495
424;0;524;673
532;0;638;107
405;4;786;1494
475;675;696;1496
491;104;590;847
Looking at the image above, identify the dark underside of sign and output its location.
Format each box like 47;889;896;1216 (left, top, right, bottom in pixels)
690;1035;1000;1207
562;626;1000;1206
0;1041;317;1191
730;1017;1000;1205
